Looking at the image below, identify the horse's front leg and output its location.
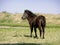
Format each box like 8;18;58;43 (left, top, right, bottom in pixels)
30;26;33;37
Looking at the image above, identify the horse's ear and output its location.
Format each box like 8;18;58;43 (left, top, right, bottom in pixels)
25;10;28;13
24;10;29;15
24;10;34;16
25;10;28;12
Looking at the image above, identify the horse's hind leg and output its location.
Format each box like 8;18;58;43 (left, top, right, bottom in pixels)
34;27;37;38
38;27;42;38
42;27;45;39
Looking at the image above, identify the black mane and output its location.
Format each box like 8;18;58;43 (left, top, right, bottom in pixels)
24;10;36;17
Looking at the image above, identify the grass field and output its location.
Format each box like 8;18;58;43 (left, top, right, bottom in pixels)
0;12;60;45
0;26;60;45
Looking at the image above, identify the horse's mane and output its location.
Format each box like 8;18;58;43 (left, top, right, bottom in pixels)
25;10;37;17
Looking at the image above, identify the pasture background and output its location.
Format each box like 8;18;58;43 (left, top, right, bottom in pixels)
0;12;60;45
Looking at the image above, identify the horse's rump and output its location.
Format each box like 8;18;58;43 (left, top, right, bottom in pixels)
36;15;46;27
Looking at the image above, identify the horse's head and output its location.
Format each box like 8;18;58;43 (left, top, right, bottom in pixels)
22;10;36;20
22;10;29;20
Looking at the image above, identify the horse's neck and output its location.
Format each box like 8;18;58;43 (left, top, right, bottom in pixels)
27;16;37;24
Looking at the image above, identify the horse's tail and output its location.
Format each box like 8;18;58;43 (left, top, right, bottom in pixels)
43;17;46;27
39;15;46;28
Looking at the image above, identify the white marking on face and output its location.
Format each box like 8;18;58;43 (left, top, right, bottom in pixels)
22;12;28;19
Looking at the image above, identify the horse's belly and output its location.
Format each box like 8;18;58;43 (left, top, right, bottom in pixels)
33;23;38;28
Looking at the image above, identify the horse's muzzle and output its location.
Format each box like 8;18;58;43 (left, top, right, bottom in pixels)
21;17;25;20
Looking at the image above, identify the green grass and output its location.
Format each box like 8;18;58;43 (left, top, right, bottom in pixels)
0;22;60;45
0;13;60;45
0;26;60;45
0;23;60;28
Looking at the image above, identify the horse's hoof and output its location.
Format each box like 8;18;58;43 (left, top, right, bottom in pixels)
40;37;45;39
34;36;38;39
42;37;45;39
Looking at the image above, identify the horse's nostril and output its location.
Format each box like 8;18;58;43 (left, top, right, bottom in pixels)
21;17;25;20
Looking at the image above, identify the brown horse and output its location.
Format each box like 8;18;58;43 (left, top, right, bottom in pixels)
22;10;46;39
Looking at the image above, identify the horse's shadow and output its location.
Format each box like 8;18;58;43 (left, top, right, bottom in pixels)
24;35;31;37
24;35;38;39
13;34;38;39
